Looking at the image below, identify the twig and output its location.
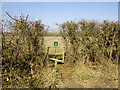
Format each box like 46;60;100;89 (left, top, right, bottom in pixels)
6;12;17;21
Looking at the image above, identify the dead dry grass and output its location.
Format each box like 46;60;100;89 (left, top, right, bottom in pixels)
73;61;118;88
43;36;66;53
38;59;118;88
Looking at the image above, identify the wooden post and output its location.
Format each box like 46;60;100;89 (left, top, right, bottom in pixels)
55;47;56;53
62;47;65;63
47;47;50;59
55;60;57;67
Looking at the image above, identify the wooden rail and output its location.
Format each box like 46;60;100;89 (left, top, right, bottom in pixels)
47;46;65;67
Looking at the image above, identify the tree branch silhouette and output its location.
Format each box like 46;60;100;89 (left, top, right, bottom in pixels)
6;12;17;21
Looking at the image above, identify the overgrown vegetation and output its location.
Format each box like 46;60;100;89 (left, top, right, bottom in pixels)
1;13;49;88
1;13;119;88
60;19;119;65
58;20;118;88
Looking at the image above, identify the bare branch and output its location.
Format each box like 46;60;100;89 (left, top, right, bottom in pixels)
6;12;17;21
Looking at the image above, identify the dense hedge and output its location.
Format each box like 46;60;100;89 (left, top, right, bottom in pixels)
2;14;48;88
60;20;119;64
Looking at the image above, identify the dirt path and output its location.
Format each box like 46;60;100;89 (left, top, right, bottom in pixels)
57;62;83;88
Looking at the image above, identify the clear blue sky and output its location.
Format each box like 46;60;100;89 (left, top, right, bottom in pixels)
2;2;118;31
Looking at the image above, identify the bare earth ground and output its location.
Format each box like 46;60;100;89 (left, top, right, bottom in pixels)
57;62;83;88
56;62;118;88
